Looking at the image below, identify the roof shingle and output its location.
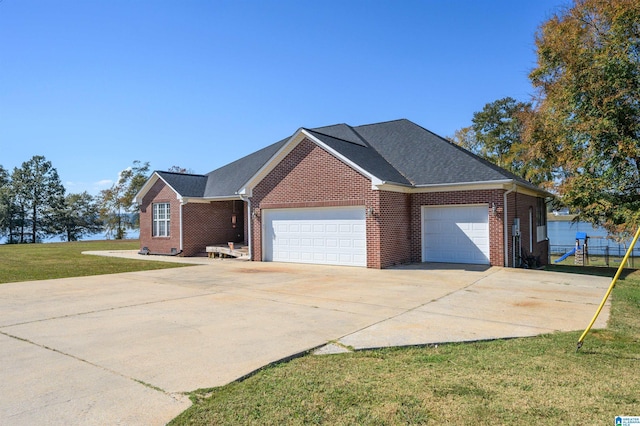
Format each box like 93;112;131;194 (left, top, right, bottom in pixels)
154;119;542;199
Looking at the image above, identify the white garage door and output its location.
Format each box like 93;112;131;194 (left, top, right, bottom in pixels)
422;205;490;265
263;207;366;267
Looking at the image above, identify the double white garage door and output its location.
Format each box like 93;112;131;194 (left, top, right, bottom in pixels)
262;204;490;267
263;207;367;267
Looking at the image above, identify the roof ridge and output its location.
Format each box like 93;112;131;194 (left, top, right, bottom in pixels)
349;120;419;185
306;125;370;148
352;118;409;130
347;126;413;185
157;170;207;178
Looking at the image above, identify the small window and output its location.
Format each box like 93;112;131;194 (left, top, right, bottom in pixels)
153;203;170;237
536;198;546;226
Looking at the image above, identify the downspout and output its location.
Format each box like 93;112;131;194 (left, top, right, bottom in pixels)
503;184;516;267
179;201;184;252
239;195;252;260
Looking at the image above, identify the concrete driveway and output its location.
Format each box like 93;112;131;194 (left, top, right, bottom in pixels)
0;254;611;425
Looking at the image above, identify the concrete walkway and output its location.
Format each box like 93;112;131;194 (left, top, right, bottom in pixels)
0;253;611;425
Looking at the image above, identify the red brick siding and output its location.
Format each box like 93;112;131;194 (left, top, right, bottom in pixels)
410;190;505;266
181;200;245;256
377;191;412;267
139;179;247;257
251;138;390;268
248;138;533;269
139;179;181;254
505;192;549;267
142;160;547;268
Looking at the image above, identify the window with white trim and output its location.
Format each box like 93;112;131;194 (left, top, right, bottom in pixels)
152;203;170;237
536;197;547;242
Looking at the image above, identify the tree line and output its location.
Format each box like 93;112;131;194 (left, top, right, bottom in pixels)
450;0;639;236
0;156;150;243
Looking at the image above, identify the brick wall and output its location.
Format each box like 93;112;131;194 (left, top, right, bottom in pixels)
139;179;181;254
251;138;391;268
248;138;524;269
376;191;412;267
181;200;245;256
139;178;246;257
506;191;549;267
141;140;546;268
410;190;505;266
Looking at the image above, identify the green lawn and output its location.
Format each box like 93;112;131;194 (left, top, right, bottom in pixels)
0;240;192;284
171;268;640;425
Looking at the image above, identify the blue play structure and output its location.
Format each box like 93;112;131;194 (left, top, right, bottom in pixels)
555;232;588;263
555;247;576;263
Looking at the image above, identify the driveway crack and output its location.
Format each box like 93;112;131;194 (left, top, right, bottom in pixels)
0;330;181;401
0;292;221;328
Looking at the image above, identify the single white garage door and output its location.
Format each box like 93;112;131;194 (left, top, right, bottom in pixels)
263;207;366;267
422;205;490;265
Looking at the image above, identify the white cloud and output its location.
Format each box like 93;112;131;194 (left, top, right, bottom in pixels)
64;179;114;196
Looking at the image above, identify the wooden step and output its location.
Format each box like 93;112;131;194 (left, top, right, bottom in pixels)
206;244;249;259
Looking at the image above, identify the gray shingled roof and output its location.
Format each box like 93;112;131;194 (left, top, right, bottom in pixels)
202;138;288;197
156;171;208;197
154;119;541;199
351;119;536;188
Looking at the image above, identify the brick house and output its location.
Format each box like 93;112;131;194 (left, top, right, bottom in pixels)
135;119;550;268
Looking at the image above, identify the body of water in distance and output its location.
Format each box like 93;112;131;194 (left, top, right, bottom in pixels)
547;220;638;256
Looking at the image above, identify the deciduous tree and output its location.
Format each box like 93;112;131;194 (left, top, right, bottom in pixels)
99;161;150;239
524;0;640;233
470;97;532;178
167;165;195;174
449;126;481;155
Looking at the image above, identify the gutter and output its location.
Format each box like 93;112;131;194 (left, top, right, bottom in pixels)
503;183;516;267
414;179;514;188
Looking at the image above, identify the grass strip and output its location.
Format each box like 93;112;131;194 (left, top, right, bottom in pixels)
0;240;191;284
170;269;640;425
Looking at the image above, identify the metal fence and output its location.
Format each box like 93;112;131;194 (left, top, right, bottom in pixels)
550;244;639;268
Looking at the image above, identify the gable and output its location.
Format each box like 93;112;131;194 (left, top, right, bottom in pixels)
135;172;192;204
252;138;372;205
305;129;411;186
238;128;385;196
157;171;208;197
139;176;180;207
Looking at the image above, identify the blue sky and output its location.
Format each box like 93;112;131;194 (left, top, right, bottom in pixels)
1;0;564;195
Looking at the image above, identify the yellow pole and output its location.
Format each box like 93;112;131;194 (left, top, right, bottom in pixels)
576;226;640;351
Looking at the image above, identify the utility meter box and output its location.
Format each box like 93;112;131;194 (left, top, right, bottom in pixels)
512;218;521;236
